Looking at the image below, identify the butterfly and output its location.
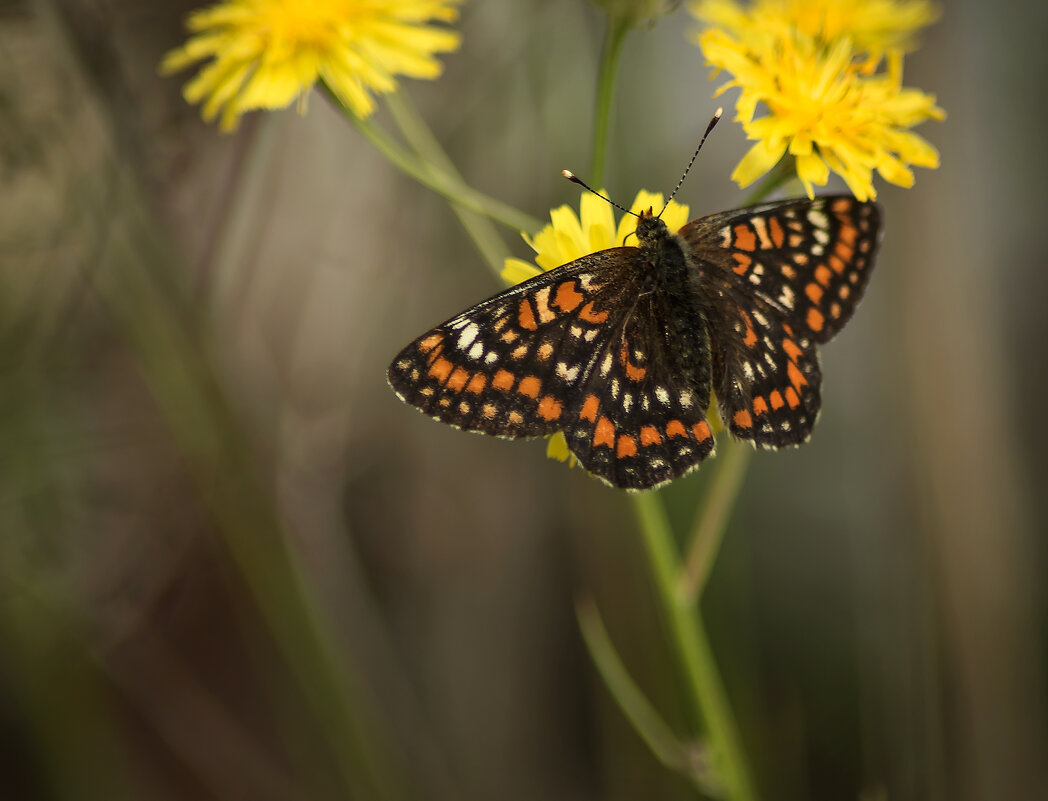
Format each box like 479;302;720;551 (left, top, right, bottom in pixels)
387;194;880;490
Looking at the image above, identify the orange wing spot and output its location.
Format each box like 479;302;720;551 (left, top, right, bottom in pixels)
418;333;443;353
427;357;454;383
782;338;804;363
517;375;541;398
733;409;753;429
509;410;524;425
538;395;563;421
768;215;786;248
554;280;583;312
830;198;853;214
740;310;758;347
580;394;600;422
732;252;752;275
466;373;487;394
805;282;824;303
537;342;553;361
616;434;638;458
733;223;757;251
787;361;808;391
511;344;529;360
579;301;609;324
770;390;785;410
806;307;825;332
446;367;470;392
692;421;712;442
515;377;540;398
492;369;515;391
752;396;769;416
837;223;859;248
481;403;497;420
593;416;615;449
835;240;854;262
500;329;520;344
785;387;801;408
829;253;846;275
640;425;663;446
518;299;538;330
815;264;832;287
666;420;687;439
626;362;647;381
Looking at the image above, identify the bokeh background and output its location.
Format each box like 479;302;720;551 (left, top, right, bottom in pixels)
2;1;1046;800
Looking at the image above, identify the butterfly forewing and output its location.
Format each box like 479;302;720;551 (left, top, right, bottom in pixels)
387;248;645;439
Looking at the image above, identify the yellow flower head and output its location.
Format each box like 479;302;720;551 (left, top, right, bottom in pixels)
690;0;944;200
503;191;691;464
161;0;463;131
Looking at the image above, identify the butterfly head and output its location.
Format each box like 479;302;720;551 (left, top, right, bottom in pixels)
635;206;671;247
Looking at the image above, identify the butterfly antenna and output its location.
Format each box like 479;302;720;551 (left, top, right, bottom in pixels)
561;170;640;218
659;107;723;217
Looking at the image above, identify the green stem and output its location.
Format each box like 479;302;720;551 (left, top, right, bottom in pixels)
678;437;753;605
590;18;630;187
576;596;716;789
631;493;757;801
743;155;797;205
383;91;510;277
324;88;541;235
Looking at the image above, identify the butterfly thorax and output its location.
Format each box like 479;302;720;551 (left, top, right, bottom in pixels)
633;211;713;398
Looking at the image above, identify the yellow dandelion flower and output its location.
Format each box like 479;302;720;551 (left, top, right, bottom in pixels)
690;0;944;201
503;191;692;464
693;0;939;64
161;0;463;131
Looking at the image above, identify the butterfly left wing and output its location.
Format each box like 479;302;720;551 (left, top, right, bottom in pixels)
679;195;881;447
561;290;716;490
387;248;646;438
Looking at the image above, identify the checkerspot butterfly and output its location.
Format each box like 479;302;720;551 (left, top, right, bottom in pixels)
388;194;880;490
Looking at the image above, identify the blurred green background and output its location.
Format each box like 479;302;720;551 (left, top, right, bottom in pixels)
1;1;1046;800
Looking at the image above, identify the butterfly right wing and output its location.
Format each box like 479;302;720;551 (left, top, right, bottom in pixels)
387;248;647;439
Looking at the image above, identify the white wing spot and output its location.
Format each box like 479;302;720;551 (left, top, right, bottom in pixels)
484;352;498;365
600;352;613;377
457;322;479;350
468;341;484;360
808;209;829;230
556;362;580;382
680;390;693;408
611;378;620;399
655;386;670;405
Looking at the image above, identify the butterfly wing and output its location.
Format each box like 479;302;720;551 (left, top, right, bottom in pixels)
561;290;716;490
387;247;647;438
679;195;881;447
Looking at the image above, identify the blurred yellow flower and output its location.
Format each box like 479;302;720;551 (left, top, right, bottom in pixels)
161;0;463;131
690;0;944;200
503;191;691;464
695;0;939;65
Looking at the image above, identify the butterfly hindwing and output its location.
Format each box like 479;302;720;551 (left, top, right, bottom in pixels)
562;292;716;489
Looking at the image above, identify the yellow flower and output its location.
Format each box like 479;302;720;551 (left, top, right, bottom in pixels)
690;0;944;201
503;191;691;465
694;0;939;64
161;0;463;131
